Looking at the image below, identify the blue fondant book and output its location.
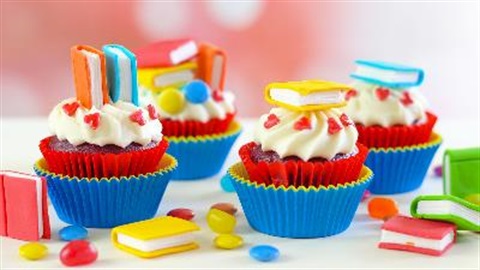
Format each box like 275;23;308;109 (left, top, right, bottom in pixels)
351;60;424;88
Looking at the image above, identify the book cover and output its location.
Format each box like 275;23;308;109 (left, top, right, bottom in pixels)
136;39;198;68
443;147;480;200
138;61;197;92
197;43;226;91
411;194;480;231
350;60;424;88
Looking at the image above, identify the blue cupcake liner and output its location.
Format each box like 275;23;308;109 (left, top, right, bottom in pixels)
34;155;177;228
167;121;241;180
228;163;373;238
365;133;442;194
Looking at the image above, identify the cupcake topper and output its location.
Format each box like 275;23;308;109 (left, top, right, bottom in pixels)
351;60;424;89
103;44;139;106
265;80;352;112
71;45;110;109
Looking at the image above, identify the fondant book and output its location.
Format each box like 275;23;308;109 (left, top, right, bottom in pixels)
135;39;198;68
351;60;424;88
138;61;197;92
197;43;226;91
443;147;480;200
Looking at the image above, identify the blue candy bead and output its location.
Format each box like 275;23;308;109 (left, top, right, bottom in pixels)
220;174;235;193
249;245;280;262
183;80;210;104
59;225;88;241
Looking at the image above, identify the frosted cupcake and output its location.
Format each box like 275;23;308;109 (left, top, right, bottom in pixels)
230;80;373;238
344;60;441;194
136;39;241;180
35;44;176;228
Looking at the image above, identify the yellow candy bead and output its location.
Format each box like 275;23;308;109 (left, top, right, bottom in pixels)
207;208;236;234
19;242;48;260
214;234;244;249
157;88;185;114
464;194;480;206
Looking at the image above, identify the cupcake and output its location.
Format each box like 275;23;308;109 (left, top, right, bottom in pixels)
136;39;241;180
344;60;441;194
35;44;177;228
231;80;373;238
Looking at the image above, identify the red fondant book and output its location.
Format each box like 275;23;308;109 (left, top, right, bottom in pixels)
0;171;51;241
135;39;198;68
379;215;456;256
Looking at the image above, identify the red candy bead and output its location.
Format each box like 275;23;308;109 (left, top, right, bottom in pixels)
345;89;358;101
375;87;390;101
327;118;342;135
129;110;146;126
368;197;399;220
339;113;354;127
84;113;100;130
211;203;238;216
62;102;80;116
294;117;311;131
400;91;414;106
60;240;98;267
264;114;280;129
147;104;158;120
212;89;224;102
167;208;195;221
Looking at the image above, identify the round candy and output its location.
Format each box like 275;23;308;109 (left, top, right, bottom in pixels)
433;165;442;177
157;88;185;114
59;225;88;241
183;80;210;104
167;208;195;221
368;197;399;220
60;240;98;267
214;234;244;249
220;174;235;193
207;208;236;234
361;190;371;202
19;242;48;261
464;193;480;206
211;202;238;216
249;245;280;262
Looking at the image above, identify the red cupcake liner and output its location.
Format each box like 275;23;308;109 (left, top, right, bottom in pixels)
239;142;368;188
161;113;235;137
39;136;169;178
355;112;437;148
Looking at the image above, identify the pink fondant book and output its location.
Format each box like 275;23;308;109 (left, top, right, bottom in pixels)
135;39;198;68
379;215;456;256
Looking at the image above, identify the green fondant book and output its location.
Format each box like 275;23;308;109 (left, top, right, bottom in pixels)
411;195;480;231
443;147;480;200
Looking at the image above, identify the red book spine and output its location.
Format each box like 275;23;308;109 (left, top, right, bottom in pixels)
0;174;6;236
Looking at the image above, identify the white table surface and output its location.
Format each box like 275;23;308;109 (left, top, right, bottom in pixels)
0;117;479;270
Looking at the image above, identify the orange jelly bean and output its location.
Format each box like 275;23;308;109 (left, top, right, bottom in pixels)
368;197;399;220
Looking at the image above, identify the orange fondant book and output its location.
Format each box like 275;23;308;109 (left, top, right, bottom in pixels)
197;43;226;91
0;171;51;241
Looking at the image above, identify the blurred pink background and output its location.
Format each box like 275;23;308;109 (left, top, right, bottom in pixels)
2;1;479;119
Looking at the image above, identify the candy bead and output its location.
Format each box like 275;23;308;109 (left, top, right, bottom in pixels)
433;165;442;177
368;197;399;220
207;208;236;234
214;234;244;249
220;174;235;193
464;194;480;206
249;245;279;262
211;202;238;216
60;240;98;267
59;225;88;241
19;242;48;261
361;190;371;202
157;88;185;114
167;208;195;221
183;80;210;104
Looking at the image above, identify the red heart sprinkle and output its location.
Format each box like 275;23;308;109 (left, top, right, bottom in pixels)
62;102;80;116
340;113;354;127
328;117;343;135
84;113;100;130
212;89;224;102
129;110;146;126
375;87;390;101
294;117;311;131
400;92;414;106
345;89;358;101
147;104;158;120
264;114;280;129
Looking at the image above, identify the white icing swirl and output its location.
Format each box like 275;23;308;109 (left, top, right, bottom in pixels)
254;107;358;161
48;98;163;147
343;81;428;127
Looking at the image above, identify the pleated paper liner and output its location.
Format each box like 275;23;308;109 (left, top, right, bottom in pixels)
161;113;235;137
228;162;373;238
166;121;242;180
355;112;437;148
239;142;368;188
34;154;177;228
365;132;442;194
39;137;169;178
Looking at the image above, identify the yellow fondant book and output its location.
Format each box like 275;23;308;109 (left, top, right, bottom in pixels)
138;61;197;93
111;216;200;258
